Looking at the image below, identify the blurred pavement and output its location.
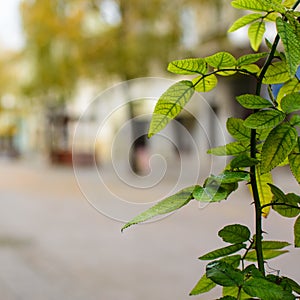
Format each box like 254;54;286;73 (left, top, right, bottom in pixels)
0;159;299;300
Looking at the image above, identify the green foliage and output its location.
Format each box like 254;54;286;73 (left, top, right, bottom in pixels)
276;17;300;77
236;94;273;109
122;0;300;299
148;80;194;137
261;123;297;173
207;142;249;156
206;261;244;287
189;274;216;295
248;21;266;51
281;93;300;113
289;138;300;183
244;110;285;129
218;224;251;243
243;277;295;300
199;244;246;260
262;61;291;84
227;118;251;141
167;58;207;75
121;186;194;231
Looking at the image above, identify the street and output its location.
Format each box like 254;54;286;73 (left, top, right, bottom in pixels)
0;159;299;300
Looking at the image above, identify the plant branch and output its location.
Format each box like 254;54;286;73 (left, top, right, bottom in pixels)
261;202;300;210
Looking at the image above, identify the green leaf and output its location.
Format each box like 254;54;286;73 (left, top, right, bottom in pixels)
245;249;288;261
231;0;273;12
227;118;251;141
167;58;207;75
269;184;300;217
236;52;268;66
236;94;273;109
289;138;300;183
261;123;297;173
281;93;300;113
262;61;291;84
243;277;295;300
208;141;249;156
228;13;263;32
148;80;194;137
223;286;251;300
283;277;300;295
206;261;244;287
248;21;266;51
193;183;234;203
265;0;286;13
217;70;237;77
192;74;218;92
255;165;273;217
121;186;194;231
189;273;216;295
220;255;241;269
261;240;290;249
239;64;261;74
276;78;300;103
205;52;237;68
244;110;285;129
218;224;251;244
290;114;300;126
283;0;296;8
230;154;259;168
243;264;264;278
211;171;250;184
295;216;300;247
199;244;245;260
276;18;300;77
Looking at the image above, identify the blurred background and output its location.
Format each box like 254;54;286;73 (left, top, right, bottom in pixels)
0;1;298;299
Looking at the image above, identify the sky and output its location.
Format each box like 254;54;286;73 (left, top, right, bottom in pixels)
0;0;24;50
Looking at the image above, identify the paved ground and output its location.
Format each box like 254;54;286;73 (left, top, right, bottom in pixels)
0;158;299;300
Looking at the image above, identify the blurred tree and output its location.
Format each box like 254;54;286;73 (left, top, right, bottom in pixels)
20;0;235;166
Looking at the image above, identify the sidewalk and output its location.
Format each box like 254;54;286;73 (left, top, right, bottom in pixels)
0;159;298;300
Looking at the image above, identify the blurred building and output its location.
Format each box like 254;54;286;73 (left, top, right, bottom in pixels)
1;0;254;170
